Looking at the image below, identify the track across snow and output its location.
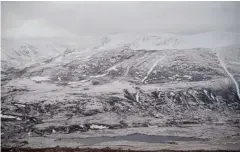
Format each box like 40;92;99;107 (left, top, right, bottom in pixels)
142;55;165;83
216;49;240;100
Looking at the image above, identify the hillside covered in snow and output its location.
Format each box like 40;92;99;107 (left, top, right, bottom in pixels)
1;32;240;149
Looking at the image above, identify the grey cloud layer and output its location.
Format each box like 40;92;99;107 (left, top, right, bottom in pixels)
2;1;240;38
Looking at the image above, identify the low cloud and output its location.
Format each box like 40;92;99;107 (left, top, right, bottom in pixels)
2;1;240;38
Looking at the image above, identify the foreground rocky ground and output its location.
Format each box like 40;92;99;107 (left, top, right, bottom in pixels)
2;147;240;152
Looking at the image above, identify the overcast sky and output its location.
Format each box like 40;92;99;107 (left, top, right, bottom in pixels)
1;1;240;38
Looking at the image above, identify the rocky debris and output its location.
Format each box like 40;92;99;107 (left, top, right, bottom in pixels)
123;89;137;102
91;79;101;85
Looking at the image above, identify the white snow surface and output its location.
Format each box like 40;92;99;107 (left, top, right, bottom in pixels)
0;114;22;120
90;124;108;130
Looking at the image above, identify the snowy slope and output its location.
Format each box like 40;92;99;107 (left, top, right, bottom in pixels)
1;32;240;147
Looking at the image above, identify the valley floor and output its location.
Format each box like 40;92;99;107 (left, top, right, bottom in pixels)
2;123;240;151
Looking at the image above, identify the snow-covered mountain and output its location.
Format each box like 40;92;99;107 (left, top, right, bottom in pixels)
1;39;65;70
84;32;240;51
1;36;98;70
1;32;240;148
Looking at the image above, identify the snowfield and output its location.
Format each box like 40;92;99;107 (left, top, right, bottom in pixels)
1;32;240;150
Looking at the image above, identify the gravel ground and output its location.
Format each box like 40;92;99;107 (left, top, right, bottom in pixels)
2;147;240;152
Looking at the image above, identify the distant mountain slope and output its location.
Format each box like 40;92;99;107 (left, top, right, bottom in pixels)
16;45;227;86
84;32;240;51
1;37;98;71
1;39;71;69
2;32;239;70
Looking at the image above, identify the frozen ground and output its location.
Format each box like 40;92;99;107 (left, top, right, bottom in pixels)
1;32;240;150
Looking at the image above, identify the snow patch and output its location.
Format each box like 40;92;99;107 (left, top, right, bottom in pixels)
90;124;108;130
183;75;192;79
90;73;108;79
203;89;211;100
136;91;140;103
0;114;22;120
14;103;26;107
31;76;50;82
210;93;215;100
170;92;175;96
